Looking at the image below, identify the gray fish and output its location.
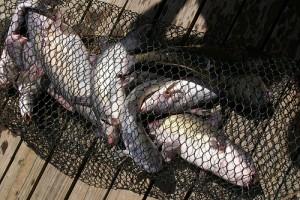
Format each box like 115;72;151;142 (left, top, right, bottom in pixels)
18;11;107;136
120;80;172;173
0;0;37;87
134;49;273;119
148;114;256;187
26;11;92;106
141;80;218;114
91;25;151;142
0;49;16;87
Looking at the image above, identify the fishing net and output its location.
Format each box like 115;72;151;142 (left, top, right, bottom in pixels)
0;0;299;199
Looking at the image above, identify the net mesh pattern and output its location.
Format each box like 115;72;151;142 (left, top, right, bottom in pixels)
0;0;299;199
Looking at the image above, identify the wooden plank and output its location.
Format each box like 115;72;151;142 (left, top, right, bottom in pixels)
192;0;244;43
263;0;300;59
0;130;21;178
28;110;96;199
30;163;73;200
55;0;93;26
106;189;144;200
69;182;108;200
68;181;89;200
105;160;150;200
102;0;127;8
226;0;286;48
0;142;45;200
125;0;162;19
147;160;198;200
71;138;125;199
158;0;202;28
73;0;127;37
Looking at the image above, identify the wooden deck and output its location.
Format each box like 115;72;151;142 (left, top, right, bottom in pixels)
0;0;300;199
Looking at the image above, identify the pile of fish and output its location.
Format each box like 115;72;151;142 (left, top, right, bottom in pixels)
2;0;285;188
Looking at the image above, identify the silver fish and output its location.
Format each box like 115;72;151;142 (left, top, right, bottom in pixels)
141;80;218;114
120;80;172;173
91;25;151;143
17;12;99;129
0;0;36;87
148;114;256;187
0;49;16;87
26;11;92;105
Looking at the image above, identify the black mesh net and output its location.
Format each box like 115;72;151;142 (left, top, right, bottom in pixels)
0;0;299;199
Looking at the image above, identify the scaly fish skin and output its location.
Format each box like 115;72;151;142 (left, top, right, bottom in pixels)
148;114;256;187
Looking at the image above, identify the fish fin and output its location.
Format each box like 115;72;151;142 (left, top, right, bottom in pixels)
118;73;135;88
47;88;74;112
161;141;181;162
164;81;183;98
210;138;226;152
106;124;120;146
89;54;98;66
5;33;26;68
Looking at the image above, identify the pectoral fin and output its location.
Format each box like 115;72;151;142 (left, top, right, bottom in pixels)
164;81;183;100
161;141;181;162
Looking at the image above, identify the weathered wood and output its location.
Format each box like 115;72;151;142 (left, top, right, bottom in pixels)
264;0;300;59
0;130;21;178
56;0;93;26
68;181;90;200
192;0;243;43
226;0;286;48
105;161;150;200
30;164;73;200
125;0;162;20
102;0;127;7
158;0;203;28
69;181;108;200
106;189;145;200
74;0;127;37
0;142;45;200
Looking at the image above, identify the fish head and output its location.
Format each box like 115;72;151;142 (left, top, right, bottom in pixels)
210;137;256;187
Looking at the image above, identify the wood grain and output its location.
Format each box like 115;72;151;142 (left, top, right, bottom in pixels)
0;130;21;178
264;0;300;59
30;163;73;200
192;0;243;43
0;142;44;200
158;0;202;28
226;0;286;48
68;181;108;200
